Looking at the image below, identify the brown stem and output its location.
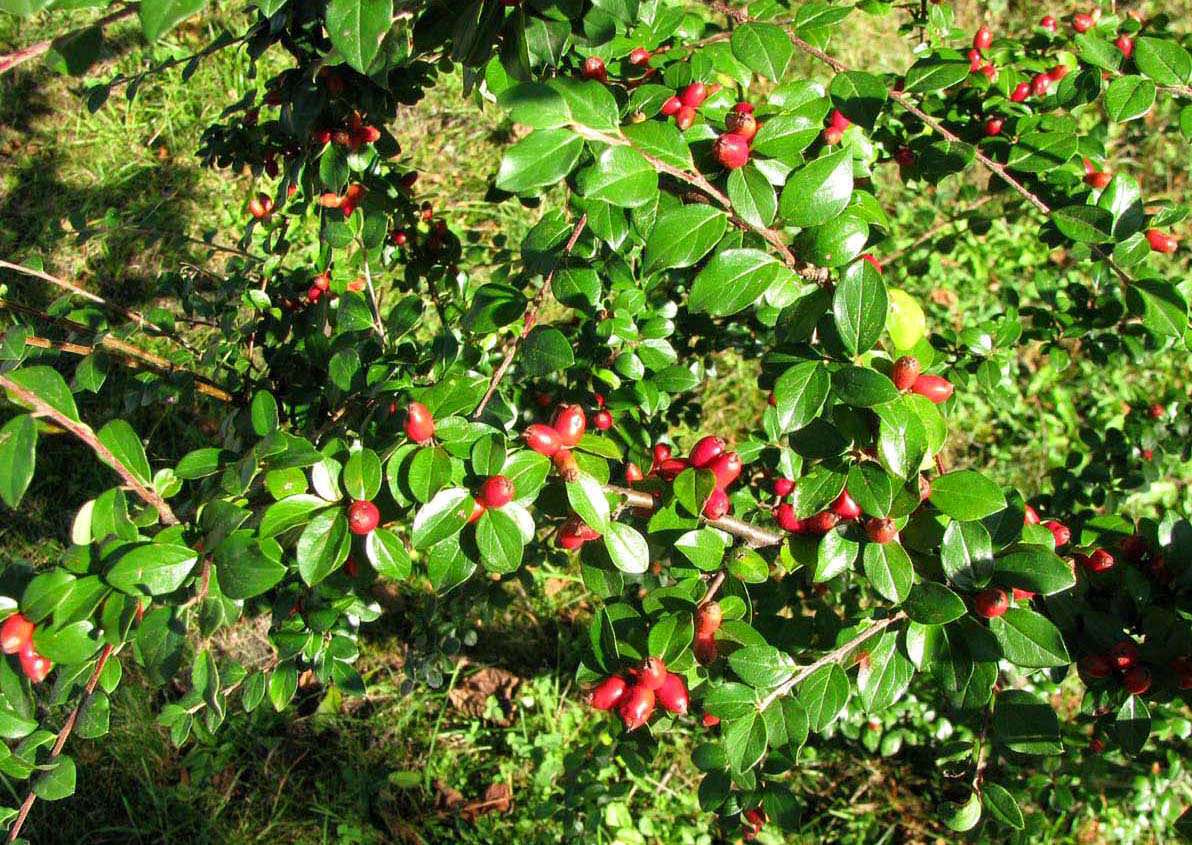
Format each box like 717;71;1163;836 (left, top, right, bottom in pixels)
473;213;589;418
700;570;727;605
0;374;180;525
604;484;786;548
757;611;907;712
0;5;137;76
5;643;114;844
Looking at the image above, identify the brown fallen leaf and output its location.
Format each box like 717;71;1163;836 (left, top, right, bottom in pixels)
447;662;521;725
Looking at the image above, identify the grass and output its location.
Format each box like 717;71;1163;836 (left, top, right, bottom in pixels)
2;1;1192;843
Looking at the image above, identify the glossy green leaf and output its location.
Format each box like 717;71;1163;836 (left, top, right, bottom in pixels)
779;148;853;227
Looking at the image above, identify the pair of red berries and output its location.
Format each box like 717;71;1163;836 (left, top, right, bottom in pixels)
588;657;689;730
891;356;954;404
524;404;588;482
326;111;381;151
557;513;601;550
713;103;758;170
773;487;861;537
591;395;613;431
660;82;716;131
1082;156;1112;189
1075;547;1115;573
0;613;51;683
966;26;998;81
318;183;365;217
694;601;722;666
1081;642;1151;694
822;107;852;146
248;193;274;220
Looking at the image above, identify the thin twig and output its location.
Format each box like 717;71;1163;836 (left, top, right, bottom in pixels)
605;484;785;548
700;570;727;605
5;643;114;844
473;214;589;418
0;5;137;76
0;374;179;525
361;259;388;346
757;611;908;712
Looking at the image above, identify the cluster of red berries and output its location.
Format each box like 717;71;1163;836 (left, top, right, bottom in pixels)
774;484;888;539
300;271;368;306
1119;532;1171;584
524;404;588;483
633;435;743;519
592;393;613;431
694;601;722;665
318;183;366;217
0;613;51;683
890;355;954;404
311;111;381;151
659;82;719;132
579;46;654;88
966;25;999;83
1080;641;1153;695
587;656;688;731
712;102;759;170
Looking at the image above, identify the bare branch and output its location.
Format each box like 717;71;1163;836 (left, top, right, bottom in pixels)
604;484;786;548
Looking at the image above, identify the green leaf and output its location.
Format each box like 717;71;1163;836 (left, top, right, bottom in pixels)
929;471;1006;520
567;474;610;534
576;144;657;208
250;391;279;437
791;464;846;519
1105;75;1156;122
259;494;327;538
1097;173;1146;241
992;689;1062;755
675;528;728;571
498;82;569;129
862;541;912;604
214;533;286;599
0;0;53;15
1052;205;1114;243
943;790;982;832
97;419;152;486
779;148;853;227
989;608;1069;668
605;522;649;574
407;446;452;503
342;449;382;501
831;365;898;407
139;0;206;41
773;361;830;433
495;129;583;193
1074;32;1122;71
1115;695;1151;755
1006;132;1077;173
325;0;391;73
905;582;966;625
364;527;410;580
476;507;524;574
411;488;472;549
833;259;887;356
846;463;892;517
814;527;858;582
982;782;1025;830
723;711;768;773
621;121;692;171
940;520;993;592
33;620;99;663
904;57;970;93
106;543;198;596
644;205;727;273
690;249;792;317
729;645;796;690
726;165;777;229
993;545;1075;595
673;467;716;517
176;448;224;480
730;22;793;81
705;682;757;720
1126;280;1188;338
296;509;350;586
6;366;79;421
0;414;36;508
33;756;76;801
798;663;849;730
829;71;887;129
1135;37;1192;86
858;630;914;712
521;326;576;375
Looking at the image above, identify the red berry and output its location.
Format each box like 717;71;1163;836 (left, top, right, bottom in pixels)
973;26;993;51
589;676;629;710
891;356;921;390
675;105;697;131
773;478;795;497
405;401;435;444
1041;15;1058;32
1110;641;1139;669
0;613;33;655
656;457;689;481
866;517;897;544
248;194;273;220
660;96;682;116
553;449;581;482
702;712;720;727
984;117;1004;137
1149;402;1166;418
1010;82;1031;102
911;374;953;404
893;147;915;167
1123;665;1151;695
1032;73;1052;98
633;657;668;691
552;405;587;447
557;515;600;549
703;488;731;520
1043;520;1070;546
744;808;767;828
981;62;998;82
1049;64;1070;82
697;602;723;636
1074;13;1094;33
347;500;380;535
774;503;803;533
689;435;727;469
524;424;563;457
656;672;690;715
306;285;323;303
1170;657;1192;689
1084;171;1111;189
708;452;742;490
1081;653;1114;678
582;56;607;82
625;462;644;483
393;230;408;246
967;48;983;73
1120;534;1149;562
823;126;844;146
479;475;514;508
18;640;50;684
652;443;672;468
829;108;852;131
1147;229;1178;254
1012;587;1036;600
831;489;862;520
628;47;650;66
1081;548;1115;573
725;109;758;142
680;82;708;108
714;132;751;170
732;102;754;114
694;633;718;665
1024;504;1041;525
974;587;1009;619
618;684;655;731
593;410;613;431
1115;34;1134;57
312;273;331;292
805;511;840;534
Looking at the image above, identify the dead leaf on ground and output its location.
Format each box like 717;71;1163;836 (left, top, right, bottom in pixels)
447;662;521;725
434;779;513;823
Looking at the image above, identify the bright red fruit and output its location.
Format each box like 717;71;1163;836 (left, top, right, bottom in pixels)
1081;548;1115;573
829;108;851;131
703;488;730;520
628;47;650;66
312;273;331;291
1084;171;1111;189
773;478;795;497
1012;588;1036;600
248;193;273;220
805;511;840;534
589;676;628;710
866;517;897;544
714;132;751;169
618;684;656;731
405;401;435;444
1010;82;1031;102
656;457;689;481
823;126;844;146
1024;504;1041;525
625;462;644;483
702;712;720;727
709;452;742;490
911;374;954;404
967;48;982;73
581;56;607;82
689;435;727;468
1149;402;1166;418
1073;13;1094;32
18;640;50;684
973;26;993;51
660;96;682;116
656;673;689;715
1043;520;1070;546
1123;666;1151;695
1110;641;1139;669
479;475;514;508
0;614;33;655
552;404;587;447
831;489;862;520
981;63;998;82
732;102;754;114
1089;738;1104;753
1147;229;1178;253
697;601;722;636
891;356;921;390
307;284;322;303
557;515;600;549
635;657;668;691
725;109;758;141
1032;73;1052;98
680;82;708;108
1081;653;1114;678
675;105;697;131
974;588;1009;619
694;633;718;665
593;410;613;430
524;424;562;457
652;443;672;467
347;500;380;534
774;503;803;533
1041;15;1058;32
1049;64;1070;81
984;117;1004;137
